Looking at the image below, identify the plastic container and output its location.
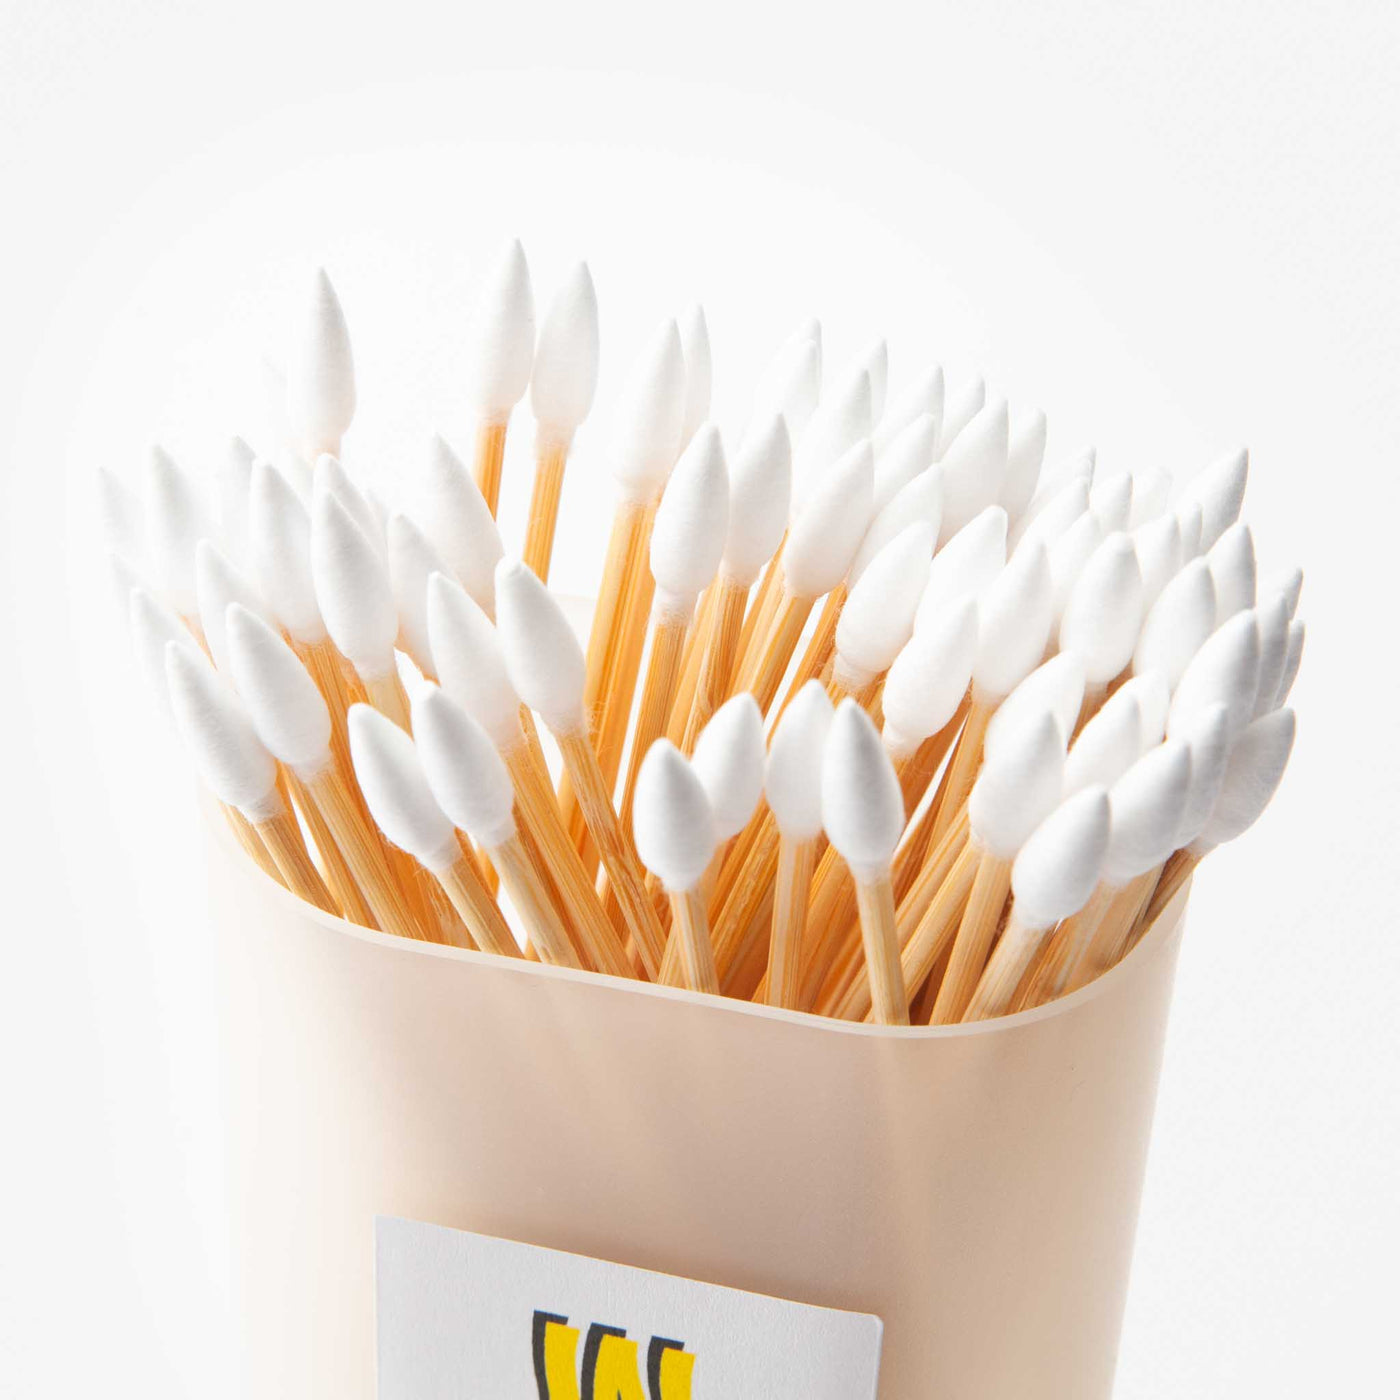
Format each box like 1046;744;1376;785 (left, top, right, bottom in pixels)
207;810;1188;1399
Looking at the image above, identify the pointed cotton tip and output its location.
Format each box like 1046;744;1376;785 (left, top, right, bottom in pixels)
835;523;934;685
530;261;600;435
310;489;398;680
1012;477;1090;555
386;513;452;671
165;642;279;820
1012;787;1111;929
98;465;144;563
999;409;1048;524
195;539;270;675
846;338;889;422
466;238;536;419
852;465;943;586
936;397;1010;545
425;572;521;751
679;304;713;447
1116;671;1171;751
412;686;518;851
287;268;356;459
938;375;986;454
1170;702;1232;847
914;504;1007;630
1168;609;1261;744
1274;619;1305;709
347;704;460;872
312;453;383;555
691;693;765;841
721;414;791;586
224;603;332;778
783;439;875;598
250;460;323;643
1129;467;1172;528
972;537;1054;702
1197;708;1296;851
649;423;729;610
874;366;944;457
493;559;586;733
1251;591;1292;721
1089;471;1134;534
1208;522;1257;621
1183;448;1248;551
419;433;504;616
129;587;201;714
882;596;978;757
610;319;687;501
109;550;146;609
968;707;1066;859
1175;499;1205;560
821;699;905;879
751;337;821;438
790;370;874;515
766;682;834;840
1018;449;1094;536
1102;740;1193;886
634;741;718;892
146;445;210;617
1059;531;1144;683
1065;689;1143;795
985;653;1086;760
1131;511;1184;609
1260;564;1304;620
1134;558;1217;687
872;413;940;514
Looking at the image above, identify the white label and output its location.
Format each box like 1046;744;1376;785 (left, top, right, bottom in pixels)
375;1216;884;1399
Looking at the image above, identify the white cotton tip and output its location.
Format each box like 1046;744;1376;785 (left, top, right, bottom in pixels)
1047;510;1105;625
1089;471;1134;534
287;269;356;460
195;539;271;675
1058;530;1143;682
493;559;587;733
312;453;383;557
972;537;1054;702
881;596;978;757
721;414;791;586
275;446;313;504
1012;787;1112;929
938;375;986;454
766;681;834;841
1274;619;1305;709
109;550;146;610
411;685;519;852
347;704;460;872
1000;409;1048;524
164;642;279;821
985;653;1086;761
1170;702;1232;848
1102;740;1193;886
691;693;765;841
146;445;211;617
845;338;889;422
129;587;201;716
425;573;522;752
97;465;144;563
968;707;1066;860
1018;449;1095;537
821;699;905;880
465;238;535;419
783;439;875;598
1168;609;1261;744
874;366;944;456
1181;448;1248;552
781;316;823;369
310;489;398;681
610;319;687;501
1065;689;1143;795
1260;565;1304;620
872;413;940;513
1134;557;1216;687
633;741;718;892
1175;498;1205;560
418;433;504;616
936;397;1009;545
530;261;600;435
1012;477;1090;555
224;603;332;778
215;437;255;565
1131;511;1184;609
790;370;873;515
649;423;729;612
835;523;934;685
249;460;323;643
751;337;821;438
679;304;713;447
914;505;1008;631
386;513;452;671
1207;522;1257;621
1116;670;1171;751
1251;591;1292;721
1128;467;1172;528
1196;708;1295;851
850;465;943;585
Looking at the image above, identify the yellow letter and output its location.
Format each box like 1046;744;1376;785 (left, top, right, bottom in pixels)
583;1326;647;1400
533;1312;581;1400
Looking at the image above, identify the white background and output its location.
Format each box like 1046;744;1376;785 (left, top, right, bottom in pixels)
2;2;1397;1395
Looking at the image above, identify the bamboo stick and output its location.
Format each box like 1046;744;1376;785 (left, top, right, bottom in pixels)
668;886;720;994
473;417;509;517
929;849;1012;1024
253;807;338;913
854;872;908;1025
766;836;816;1009
522;432;570;580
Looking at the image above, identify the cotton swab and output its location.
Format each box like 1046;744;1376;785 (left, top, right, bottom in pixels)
525;262;599;579
98;464;145;568
1207;522;1257;623
936;398;1009;545
1010;475;1089;555
1168;608;1262;744
822;700;909;1024
963;786;1111;1021
874;366;944;456
147;446;212;625
633;742;721;993
690;693;765;871
998;408;1048;524
1178;447;1248;552
939;374;986;454
1089;471;1133;534
679;305;713;449
789;369;873;516
385;513;452;674
1063;688;1146;796
287;269;356;462
464;239;535;515
914;505;1007;628
749;335;821;439
1131;511;1183;612
984;652;1086;761
313;453;384;556
1133;557;1218;688
194;539;272;676
1058;531;1145;715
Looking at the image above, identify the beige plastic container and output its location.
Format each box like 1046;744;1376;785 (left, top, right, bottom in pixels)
207;812;1188;1400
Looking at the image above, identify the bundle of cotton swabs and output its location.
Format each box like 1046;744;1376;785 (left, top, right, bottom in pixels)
101;241;1305;1027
